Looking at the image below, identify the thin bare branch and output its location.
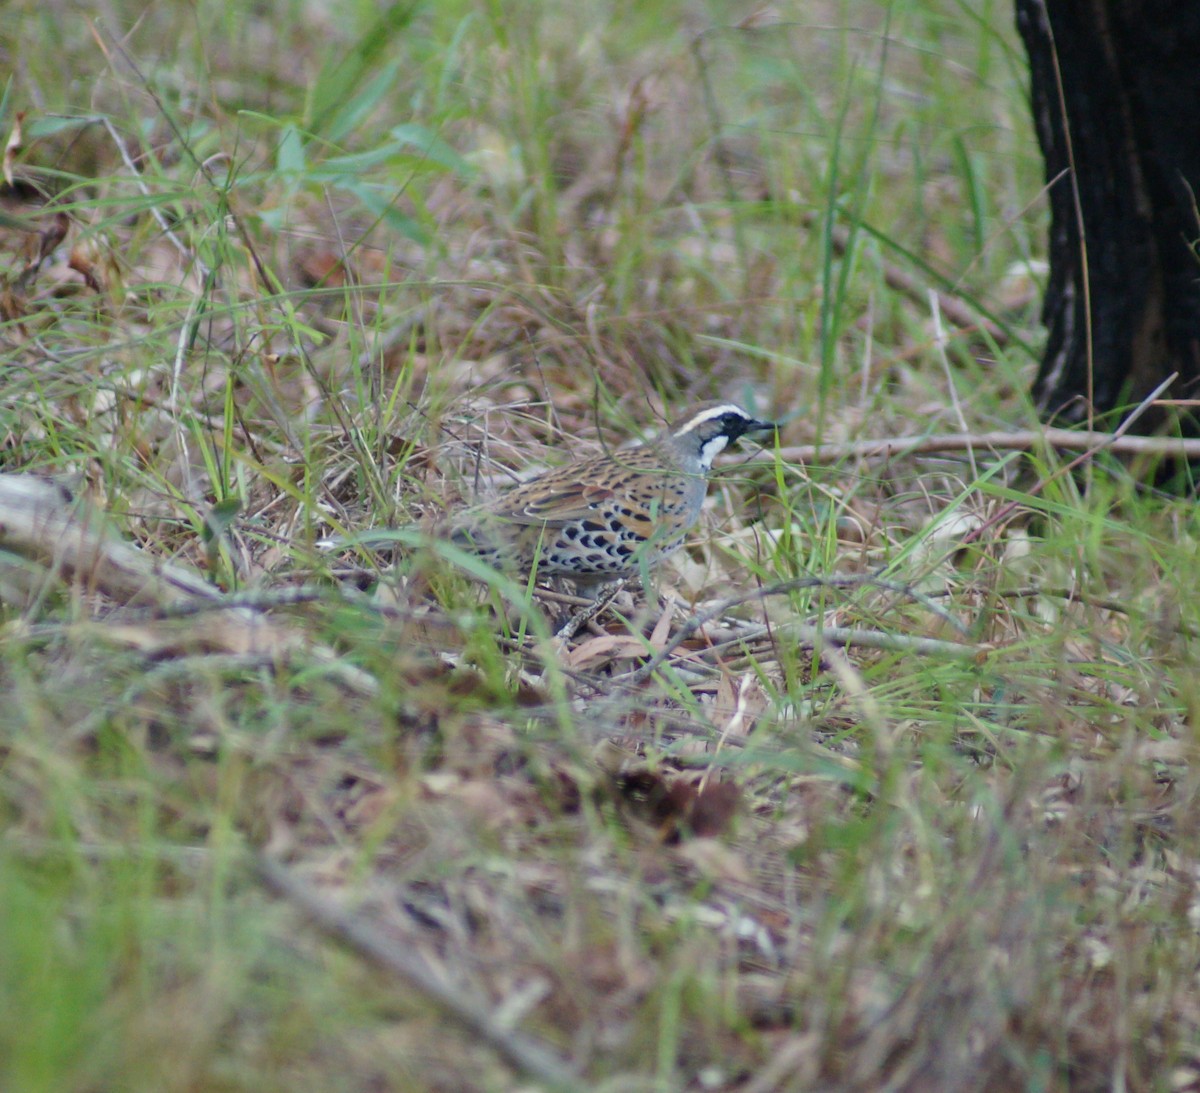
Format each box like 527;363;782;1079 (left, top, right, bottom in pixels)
754;419;1200;468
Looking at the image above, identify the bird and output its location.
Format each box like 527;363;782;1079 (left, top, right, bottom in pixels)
449;402;774;582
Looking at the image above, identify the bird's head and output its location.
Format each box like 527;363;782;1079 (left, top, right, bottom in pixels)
669;403;775;471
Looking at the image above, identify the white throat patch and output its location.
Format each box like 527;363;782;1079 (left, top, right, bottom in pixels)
697;434;731;471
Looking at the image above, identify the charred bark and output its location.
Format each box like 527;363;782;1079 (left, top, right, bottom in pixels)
1015;0;1200;428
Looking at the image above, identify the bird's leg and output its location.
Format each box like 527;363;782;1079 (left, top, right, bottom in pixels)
553;578;628;642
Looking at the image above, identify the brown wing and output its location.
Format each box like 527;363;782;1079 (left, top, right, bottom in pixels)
491;472;616;527
482;446;672;528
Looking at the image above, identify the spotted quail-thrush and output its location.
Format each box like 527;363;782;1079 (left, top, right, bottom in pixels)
450;403;774;581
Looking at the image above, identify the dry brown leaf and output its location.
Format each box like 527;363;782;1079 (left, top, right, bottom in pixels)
614;767;742;842
711;673;768;741
447;778;522;830
69;232;125;305
7;211;68;297
298;249;351;288
419;772;521;830
3;110;23;187
566;632;647;669
648;598;673;650
665;776;741;838
714;672;736;721
592;738;638;775
37;212;69;268
338;783;397;831
67;234;103;292
674;837;751;883
0;283;24;324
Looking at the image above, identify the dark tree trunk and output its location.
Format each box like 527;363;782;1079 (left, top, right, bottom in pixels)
1015;0;1200;428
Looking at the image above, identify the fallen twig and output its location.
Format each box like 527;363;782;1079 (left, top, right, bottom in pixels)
753;421;1200;468
619;574;977;685
619;622;983;684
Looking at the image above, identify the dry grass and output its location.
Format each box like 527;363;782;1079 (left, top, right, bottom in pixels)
3;2;1200;1091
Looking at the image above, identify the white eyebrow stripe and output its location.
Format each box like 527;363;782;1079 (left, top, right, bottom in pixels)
673;404;747;435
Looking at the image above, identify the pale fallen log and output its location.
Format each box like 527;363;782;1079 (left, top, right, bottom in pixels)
0;474;217;607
